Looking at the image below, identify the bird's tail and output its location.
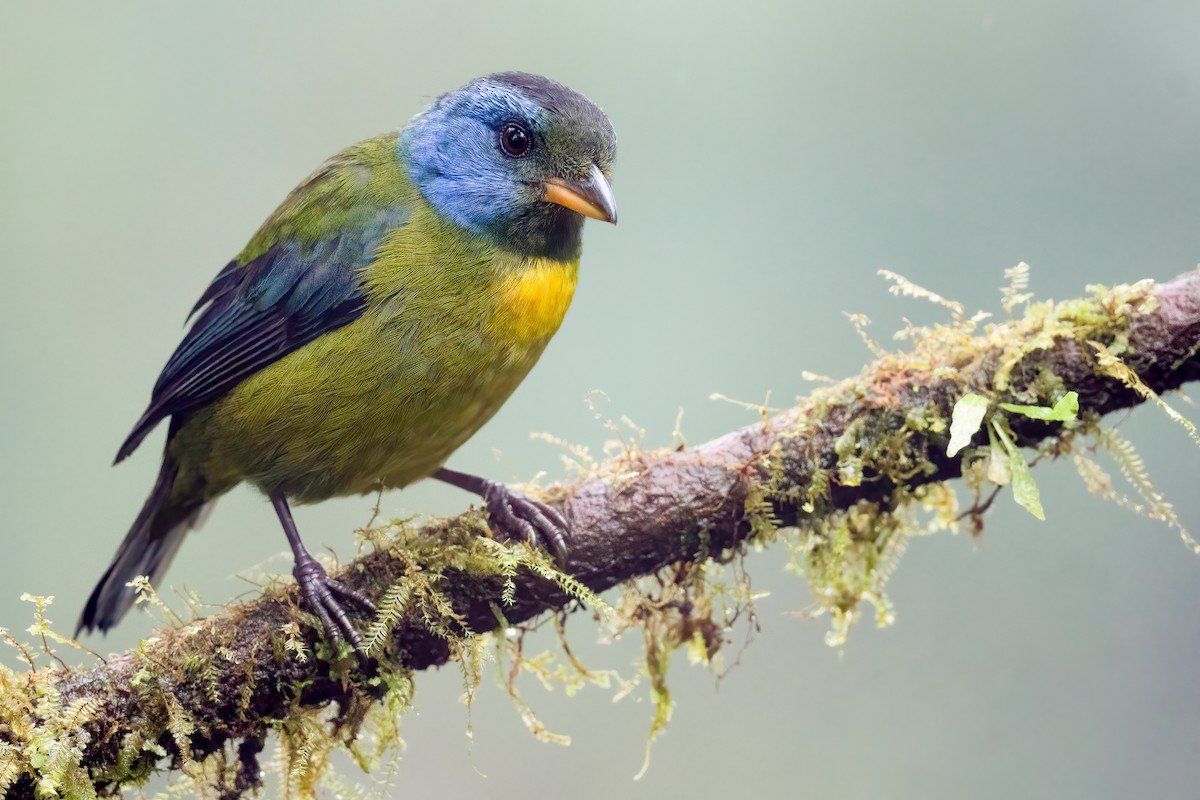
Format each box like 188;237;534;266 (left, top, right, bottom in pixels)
77;457;213;635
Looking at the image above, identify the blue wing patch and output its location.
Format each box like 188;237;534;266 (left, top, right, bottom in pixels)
116;207;407;462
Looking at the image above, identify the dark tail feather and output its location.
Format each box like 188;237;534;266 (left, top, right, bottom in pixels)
77;458;212;635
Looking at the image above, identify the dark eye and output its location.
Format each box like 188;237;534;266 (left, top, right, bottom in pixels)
499;122;533;158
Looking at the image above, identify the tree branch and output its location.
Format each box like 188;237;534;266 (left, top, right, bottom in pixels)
3;270;1198;797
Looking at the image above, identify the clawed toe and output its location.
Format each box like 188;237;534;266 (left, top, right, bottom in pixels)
326;577;377;614
293;554;372;655
431;468;573;567
482;481;572;565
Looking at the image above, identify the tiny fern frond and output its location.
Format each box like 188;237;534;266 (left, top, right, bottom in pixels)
1001;261;1033;315
1090;341;1200;447
878;269;965;322
364;581;416;657
1091;429;1200;553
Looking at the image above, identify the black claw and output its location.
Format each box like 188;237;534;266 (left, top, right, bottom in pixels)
326;578;377;614
481;481;572;565
431;468;573;566
293;554;368;654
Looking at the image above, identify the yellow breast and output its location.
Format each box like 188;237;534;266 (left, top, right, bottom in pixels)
493;257;580;343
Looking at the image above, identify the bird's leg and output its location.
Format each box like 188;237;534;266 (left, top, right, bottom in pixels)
433;467;571;565
272;495;376;653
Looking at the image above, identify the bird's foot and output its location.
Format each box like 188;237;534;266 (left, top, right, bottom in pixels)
292;553;376;655
481;480;572;566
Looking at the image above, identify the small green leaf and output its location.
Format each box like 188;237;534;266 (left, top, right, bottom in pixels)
999;391;1079;422
947;393;990;456
991;419;1045;520
1006;445;1045;520
987;441;1011;485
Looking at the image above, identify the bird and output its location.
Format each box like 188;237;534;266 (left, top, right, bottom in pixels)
77;72;618;651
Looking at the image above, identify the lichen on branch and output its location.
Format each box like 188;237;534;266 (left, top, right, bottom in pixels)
2;268;1198;799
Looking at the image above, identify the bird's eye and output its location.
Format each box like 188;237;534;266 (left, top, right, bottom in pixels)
499;123;533;158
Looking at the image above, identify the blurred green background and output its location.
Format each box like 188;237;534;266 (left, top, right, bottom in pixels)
3;2;1199;797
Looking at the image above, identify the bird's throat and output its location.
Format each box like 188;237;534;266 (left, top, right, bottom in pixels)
493;257;580;344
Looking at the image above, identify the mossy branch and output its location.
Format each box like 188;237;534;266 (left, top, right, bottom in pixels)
3;269;1199;797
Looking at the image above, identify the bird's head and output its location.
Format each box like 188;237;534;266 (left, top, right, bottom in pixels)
400;72;617;260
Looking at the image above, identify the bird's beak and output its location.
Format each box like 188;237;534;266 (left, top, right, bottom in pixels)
542;164;618;224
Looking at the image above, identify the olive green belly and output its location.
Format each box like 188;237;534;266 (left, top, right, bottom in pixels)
174;314;549;503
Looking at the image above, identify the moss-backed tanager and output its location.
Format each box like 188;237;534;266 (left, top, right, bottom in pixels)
77;72;618;650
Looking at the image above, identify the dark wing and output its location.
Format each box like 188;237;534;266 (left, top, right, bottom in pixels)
115;209;405;462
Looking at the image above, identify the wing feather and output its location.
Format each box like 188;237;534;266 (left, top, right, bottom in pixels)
116;204;407;463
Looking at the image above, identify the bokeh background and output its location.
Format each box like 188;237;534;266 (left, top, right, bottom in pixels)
3;2;1199;798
